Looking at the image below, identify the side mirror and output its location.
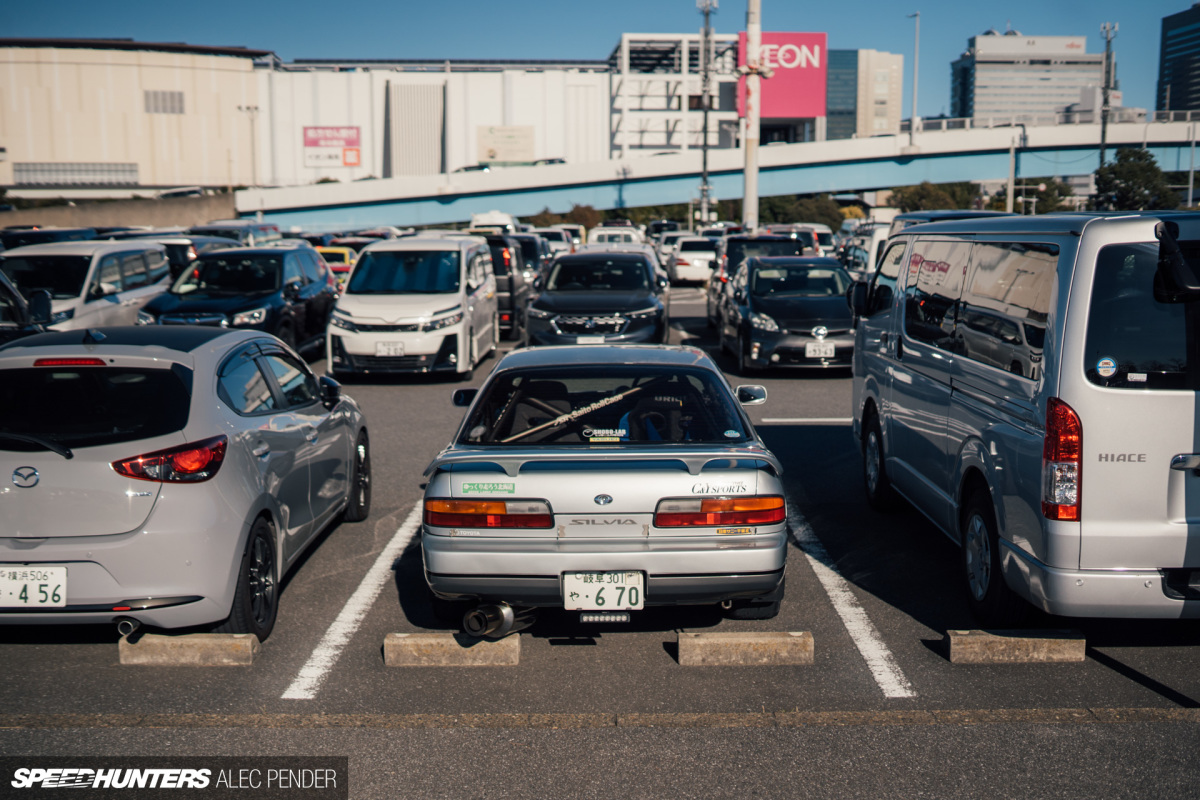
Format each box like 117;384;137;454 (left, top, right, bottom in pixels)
1155;221;1200;302
532;276;544;292
28;290;52;325
452;388;478;407
319;375;342;409
735;385;767;406
284;280;302;299
850;282;869;316
733;289;746;304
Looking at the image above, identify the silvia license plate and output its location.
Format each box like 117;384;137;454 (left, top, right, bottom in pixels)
563;571;644;610
805;341;835;358
375;341;404;357
0;566;67;607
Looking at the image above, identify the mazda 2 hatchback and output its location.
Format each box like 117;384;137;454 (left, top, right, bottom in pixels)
0;326;370;640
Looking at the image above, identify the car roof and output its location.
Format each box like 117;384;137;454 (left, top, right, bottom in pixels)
893;211;1200;237
198;246;299;257
748;256;843;267
493;344;716;371
0;241;164;257
0;325;252;355
364;236;475;252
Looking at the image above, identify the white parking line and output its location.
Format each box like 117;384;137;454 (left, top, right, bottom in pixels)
282;505;422;700
788;505;917;699
762;417;852;425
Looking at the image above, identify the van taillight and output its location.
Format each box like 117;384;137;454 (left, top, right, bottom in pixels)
112;435;227;483
654;496;785;527
1042;398;1082;521
502;248;512;269
424;498;552;529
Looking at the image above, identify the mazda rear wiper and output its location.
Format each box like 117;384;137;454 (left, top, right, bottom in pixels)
0;432;73;460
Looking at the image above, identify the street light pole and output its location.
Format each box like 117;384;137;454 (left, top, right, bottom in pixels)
742;0;762;232
698;0;717;229
237;104;260;187
907;12;920;145
1099;22;1117;169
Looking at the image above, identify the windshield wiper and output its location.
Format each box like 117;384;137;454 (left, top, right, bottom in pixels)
0;432;73;459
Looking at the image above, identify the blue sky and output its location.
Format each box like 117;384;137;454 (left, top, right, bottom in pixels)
7;0;1187;118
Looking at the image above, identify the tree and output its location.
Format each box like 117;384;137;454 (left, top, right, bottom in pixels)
890;181;959;212
985;177;1077;214
1093;148;1179;211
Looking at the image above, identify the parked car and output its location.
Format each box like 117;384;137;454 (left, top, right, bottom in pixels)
326;235;498;379
718;257;854;373
588;227;646;244
0;271;49;345
138;244;337;352
421;344;784;638
510;233;555;279
0;325;369;641
480;233;532;341
316;246;358;292
186;220;282;247
530;227;574;255
850;211;1200;626
0;241;171;329
552;223;586;246
669;236;719;283
0;227;97;252
524;251;669;346
707;234;813;328
136;235;244;279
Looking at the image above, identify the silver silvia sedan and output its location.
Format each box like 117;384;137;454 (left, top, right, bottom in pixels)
0;326;370;641
421;344;786;638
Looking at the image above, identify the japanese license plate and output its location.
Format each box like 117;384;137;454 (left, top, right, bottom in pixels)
563;571;644;611
576;336;605;344
0;566;67;607
375;341;405;357
805;341;835;358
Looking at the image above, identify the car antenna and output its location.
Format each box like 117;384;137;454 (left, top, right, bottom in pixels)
83;329;107;344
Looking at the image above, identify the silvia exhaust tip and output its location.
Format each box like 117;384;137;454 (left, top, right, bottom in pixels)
115;617;141;637
462;603;535;639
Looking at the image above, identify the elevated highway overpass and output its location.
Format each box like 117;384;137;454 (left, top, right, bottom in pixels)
236;121;1200;230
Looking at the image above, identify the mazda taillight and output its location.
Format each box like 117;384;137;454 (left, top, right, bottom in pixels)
424;498;553;528
654;496;785;527
1042;398;1082;520
112;436;227;483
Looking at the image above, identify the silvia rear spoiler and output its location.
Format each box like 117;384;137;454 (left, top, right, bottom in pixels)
423;445;783;478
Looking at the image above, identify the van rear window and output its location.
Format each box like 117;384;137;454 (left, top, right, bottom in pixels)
1085;243;1200;390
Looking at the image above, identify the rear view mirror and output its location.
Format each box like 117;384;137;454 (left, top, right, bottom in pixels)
1155;221;1200;302
318;375;342;409
28;290;52;325
452;388;478;407
735;385;767;406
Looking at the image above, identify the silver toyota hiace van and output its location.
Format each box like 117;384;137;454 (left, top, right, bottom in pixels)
850;212;1200;625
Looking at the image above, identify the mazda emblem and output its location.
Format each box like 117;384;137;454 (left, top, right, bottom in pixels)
12;466;39;489
812;325;829;339
594;494;613;505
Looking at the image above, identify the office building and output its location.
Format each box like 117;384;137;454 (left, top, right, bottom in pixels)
1158;4;1200;112
826;49;904;140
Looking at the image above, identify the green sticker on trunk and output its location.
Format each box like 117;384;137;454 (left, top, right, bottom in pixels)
461;482;516;495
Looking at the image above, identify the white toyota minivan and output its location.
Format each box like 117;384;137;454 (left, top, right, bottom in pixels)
326;236;498;379
851;211;1200;625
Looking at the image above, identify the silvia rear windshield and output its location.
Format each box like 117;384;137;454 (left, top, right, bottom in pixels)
679;240;717;252
173;254;282;294
348;250;461;294
460;365;750;445
546;256;648;291
0;365;191;451
1085;243;1200;390
0;255;93;299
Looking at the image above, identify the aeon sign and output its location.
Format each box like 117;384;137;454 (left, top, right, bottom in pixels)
737;32;828;119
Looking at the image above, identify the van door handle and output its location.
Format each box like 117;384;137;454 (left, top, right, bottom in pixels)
895;338;904;360
252;442;270;458
304;426;319;444
1171;454;1200;472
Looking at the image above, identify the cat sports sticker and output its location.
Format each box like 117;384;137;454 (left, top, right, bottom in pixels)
1096;357;1118;378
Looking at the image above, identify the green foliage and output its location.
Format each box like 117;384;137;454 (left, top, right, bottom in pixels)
890;181;960;212
984;177;1077;213
1094;148;1179;211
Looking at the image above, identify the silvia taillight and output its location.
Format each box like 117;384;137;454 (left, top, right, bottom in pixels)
112;435;227;483
1042;398;1082;520
424;498;553;529
654;496;785;527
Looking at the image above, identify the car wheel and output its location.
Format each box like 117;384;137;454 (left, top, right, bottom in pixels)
725;579;784;620
488;312;500;358
862;412;898;511
962;491;1028;627
457;330;476;381
341;431;371;522
214;517;278;641
706;299;717;329
275;323;296;350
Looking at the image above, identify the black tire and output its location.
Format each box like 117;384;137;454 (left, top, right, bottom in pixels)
487;313;500;359
341;431;371;522
862;412;898;511
725;579;784;620
275;323;296;350
962;491;1029;627
457;330;476;381
214;517;278;641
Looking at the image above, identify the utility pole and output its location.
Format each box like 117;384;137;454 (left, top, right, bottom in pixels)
1099;22;1117;170
1189;122;1195;208
907;12;920;145
741;0;764;232
698;0;717;229
238;104;260;187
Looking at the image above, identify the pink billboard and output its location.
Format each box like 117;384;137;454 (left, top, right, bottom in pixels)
303;126;360;148
737;32;828;119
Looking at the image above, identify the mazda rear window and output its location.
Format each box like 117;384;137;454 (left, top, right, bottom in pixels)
461;366;749;445
0;366;192;451
1085;243;1200;390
